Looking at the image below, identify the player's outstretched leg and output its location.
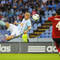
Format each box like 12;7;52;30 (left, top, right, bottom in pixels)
6;35;14;40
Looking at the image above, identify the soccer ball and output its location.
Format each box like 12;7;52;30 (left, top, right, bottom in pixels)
32;14;40;21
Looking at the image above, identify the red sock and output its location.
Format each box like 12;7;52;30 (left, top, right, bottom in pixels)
54;42;59;52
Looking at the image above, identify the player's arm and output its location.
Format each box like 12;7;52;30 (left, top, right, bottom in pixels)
48;16;54;22
24;19;32;34
24;26;31;34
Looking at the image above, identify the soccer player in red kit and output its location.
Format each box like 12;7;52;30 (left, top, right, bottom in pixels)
48;8;60;55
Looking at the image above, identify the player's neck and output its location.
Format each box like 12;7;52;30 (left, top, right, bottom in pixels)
25;18;29;20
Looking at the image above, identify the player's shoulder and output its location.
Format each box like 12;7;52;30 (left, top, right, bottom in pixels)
54;16;60;21
22;18;26;21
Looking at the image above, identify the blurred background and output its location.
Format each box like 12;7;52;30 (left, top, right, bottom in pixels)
0;0;60;42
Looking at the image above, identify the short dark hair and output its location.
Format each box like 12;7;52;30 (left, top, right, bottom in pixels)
56;8;60;15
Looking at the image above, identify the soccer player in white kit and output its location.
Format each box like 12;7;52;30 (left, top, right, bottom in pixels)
0;12;32;41
6;12;32;40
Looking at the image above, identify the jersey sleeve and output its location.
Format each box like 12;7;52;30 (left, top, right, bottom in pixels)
48;16;54;22
27;20;31;27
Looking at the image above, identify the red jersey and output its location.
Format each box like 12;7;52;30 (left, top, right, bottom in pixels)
48;16;60;38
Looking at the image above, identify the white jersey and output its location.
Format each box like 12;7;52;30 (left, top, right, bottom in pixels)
7;24;20;36
18;18;31;34
22;18;31;30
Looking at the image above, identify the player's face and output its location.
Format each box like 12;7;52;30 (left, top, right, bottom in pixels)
25;15;29;20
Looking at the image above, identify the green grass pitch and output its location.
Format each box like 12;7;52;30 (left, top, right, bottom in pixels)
0;54;60;60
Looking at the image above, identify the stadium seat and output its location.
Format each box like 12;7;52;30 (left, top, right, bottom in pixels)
48;10;52;15
29;30;33;33
44;11;48;15
37;23;41;27
33;23;38;30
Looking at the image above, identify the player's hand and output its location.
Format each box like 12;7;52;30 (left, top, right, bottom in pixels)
24;30;28;34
